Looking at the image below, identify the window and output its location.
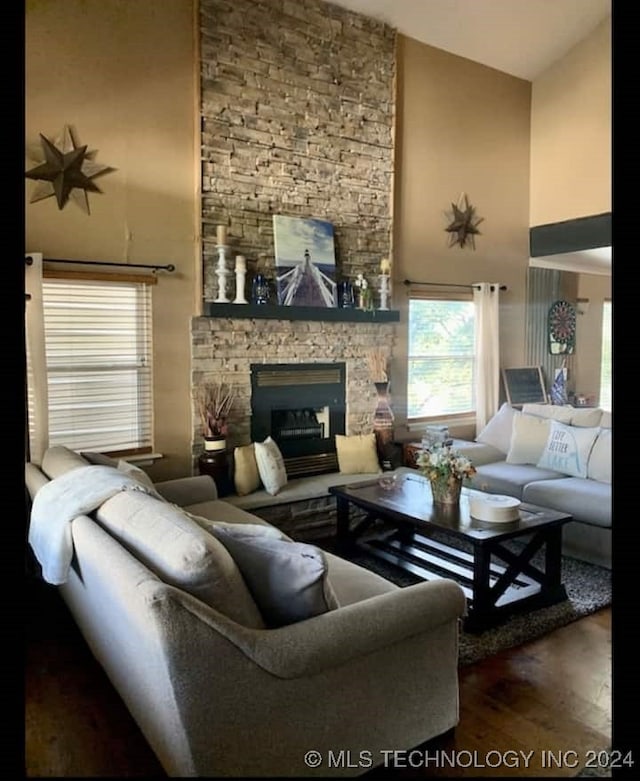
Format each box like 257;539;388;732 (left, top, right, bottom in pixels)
28;277;153;454
599;300;611;412
407;297;476;420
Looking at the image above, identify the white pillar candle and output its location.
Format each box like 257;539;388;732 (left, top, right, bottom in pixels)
217;224;227;245
235;254;246;272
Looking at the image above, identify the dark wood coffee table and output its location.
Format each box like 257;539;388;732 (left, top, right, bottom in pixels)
329;472;573;632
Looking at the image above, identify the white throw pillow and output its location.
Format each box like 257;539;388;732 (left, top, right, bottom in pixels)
506;412;551;465
475;402;517;454
335;433;381;474
586;428;612;483
253;436;288;495
522;403;573;424
536;420;600;478
211;526;339;628
233;443;261;496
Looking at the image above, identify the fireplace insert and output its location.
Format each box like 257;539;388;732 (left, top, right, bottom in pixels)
250;363;346;477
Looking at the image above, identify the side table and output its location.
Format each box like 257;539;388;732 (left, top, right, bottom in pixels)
198;449;233;498
401;441;422;469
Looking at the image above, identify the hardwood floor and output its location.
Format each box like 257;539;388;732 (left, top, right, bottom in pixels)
25;579;612;778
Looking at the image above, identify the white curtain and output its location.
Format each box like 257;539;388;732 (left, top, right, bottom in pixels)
473;282;501;432
25;253;49;464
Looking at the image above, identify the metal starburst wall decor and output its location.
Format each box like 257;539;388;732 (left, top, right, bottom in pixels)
445;192;484;249
25;125;114;214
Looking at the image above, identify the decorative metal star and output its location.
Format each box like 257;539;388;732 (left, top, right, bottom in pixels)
25;125;114;214
445;192;484;249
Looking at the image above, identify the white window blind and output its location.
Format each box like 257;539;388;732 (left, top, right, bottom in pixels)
37;278;153;453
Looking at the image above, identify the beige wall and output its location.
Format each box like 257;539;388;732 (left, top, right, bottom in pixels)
530;16;611;226
25;0;198;480
393;35;532;436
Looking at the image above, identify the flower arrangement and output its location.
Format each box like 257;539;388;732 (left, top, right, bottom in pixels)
416;442;476;504
415;442;477;483
196;381;235;438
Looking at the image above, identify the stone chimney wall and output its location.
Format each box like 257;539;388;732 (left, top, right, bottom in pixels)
199;0;396;298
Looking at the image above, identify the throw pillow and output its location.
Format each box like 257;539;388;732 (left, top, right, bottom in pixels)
536;420;600;478
475;402;517;454
211;527;339;628
253;436;288;496
96;490;265;628
586;428;612;484
505;412;551;465
233;443;261;496
335;433;381;474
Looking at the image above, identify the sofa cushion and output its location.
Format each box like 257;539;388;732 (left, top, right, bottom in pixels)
96;490;265;628
523;477;611;528
324;551;398;605
522;403;573;424
587;428;612;484
211;526;339;628
475;402;516;454
536;420;600;478
41;446;90;479
116;460;158;491
506;412;551;465
81;451;119;467
233;443;261;496
472;462;565;500
570;407;603;427
335;433;381;474
254;436;288;496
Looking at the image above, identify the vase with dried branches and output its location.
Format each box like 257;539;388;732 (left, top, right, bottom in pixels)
366;349;394;468
196;381;236;451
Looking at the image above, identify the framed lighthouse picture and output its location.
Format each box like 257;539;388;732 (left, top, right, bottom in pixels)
273;215;337;307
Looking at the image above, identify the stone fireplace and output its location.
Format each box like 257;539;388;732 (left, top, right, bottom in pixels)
191;314;398;473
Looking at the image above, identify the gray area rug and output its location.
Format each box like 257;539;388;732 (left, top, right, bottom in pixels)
316;535;611;667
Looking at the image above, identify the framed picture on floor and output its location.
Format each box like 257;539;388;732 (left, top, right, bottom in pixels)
273;215;337;307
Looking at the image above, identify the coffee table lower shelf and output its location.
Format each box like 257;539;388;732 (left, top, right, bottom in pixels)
358;529;568;633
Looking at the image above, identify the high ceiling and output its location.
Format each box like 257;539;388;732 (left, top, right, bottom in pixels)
330;0;611;81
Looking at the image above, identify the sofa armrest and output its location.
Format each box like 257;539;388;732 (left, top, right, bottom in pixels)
178;577;466;679
153;475;219;505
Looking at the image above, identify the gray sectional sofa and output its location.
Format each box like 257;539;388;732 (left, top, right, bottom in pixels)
451;402;612;569
25;445;466;778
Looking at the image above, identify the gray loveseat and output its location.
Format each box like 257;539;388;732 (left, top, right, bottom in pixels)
25;445;466;778
451;402;612;569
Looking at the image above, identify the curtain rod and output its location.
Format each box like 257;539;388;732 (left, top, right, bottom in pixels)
24;256;175;272
403;279;507;291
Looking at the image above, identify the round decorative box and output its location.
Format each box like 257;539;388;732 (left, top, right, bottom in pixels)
469;494;521;523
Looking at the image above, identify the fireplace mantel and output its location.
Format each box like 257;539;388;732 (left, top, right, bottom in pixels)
203;303;400;323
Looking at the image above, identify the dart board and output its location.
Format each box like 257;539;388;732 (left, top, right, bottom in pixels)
548;299;576;355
